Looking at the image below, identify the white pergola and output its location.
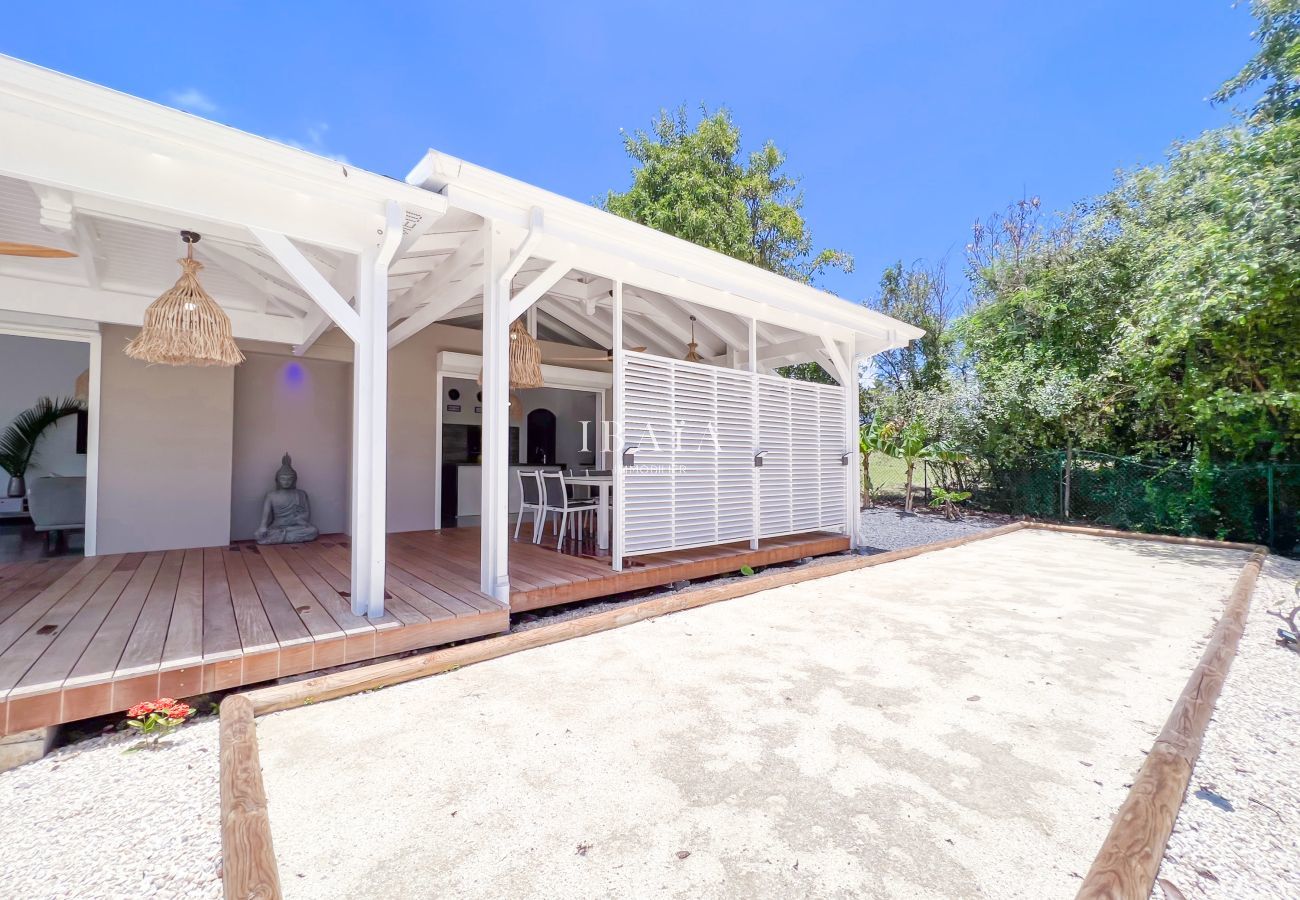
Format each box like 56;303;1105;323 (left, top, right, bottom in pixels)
0;54;922;617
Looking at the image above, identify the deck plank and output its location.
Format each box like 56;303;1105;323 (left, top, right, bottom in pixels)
254;546;348;642
11;566;134;697
0;555;123;698
197;546;241;662
223;548;280;655
116;550;184;679
162;549;207;670
238;550;313;648
0;528;847;735
65;552;164;688
0;558;78;627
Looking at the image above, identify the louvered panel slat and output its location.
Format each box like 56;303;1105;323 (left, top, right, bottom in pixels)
621;351;850;554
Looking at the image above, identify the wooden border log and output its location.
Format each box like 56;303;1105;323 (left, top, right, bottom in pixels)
1076;547;1267;899
219;694;281;900
244;521;1028;716
1029;520;1264;553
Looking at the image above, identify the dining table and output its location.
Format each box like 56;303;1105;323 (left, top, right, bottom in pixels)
564;474;613;550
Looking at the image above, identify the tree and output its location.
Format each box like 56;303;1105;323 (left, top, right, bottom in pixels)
1214;0;1300;125
867;259;955;394
603;107;852;284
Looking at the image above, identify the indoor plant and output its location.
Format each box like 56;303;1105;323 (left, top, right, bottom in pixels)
0;395;84;497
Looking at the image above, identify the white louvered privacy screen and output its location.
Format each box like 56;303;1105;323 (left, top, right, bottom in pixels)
620;351;849;556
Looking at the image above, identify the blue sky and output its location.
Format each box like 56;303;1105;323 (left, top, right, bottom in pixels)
3;2;1258;303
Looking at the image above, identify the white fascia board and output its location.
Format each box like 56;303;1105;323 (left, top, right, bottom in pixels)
0;272;302;344
407;150;925;344
0;55;446;252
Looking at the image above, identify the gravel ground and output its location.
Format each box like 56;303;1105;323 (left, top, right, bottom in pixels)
1154;554;1300;899
858;504;1007;552
0;717;222;900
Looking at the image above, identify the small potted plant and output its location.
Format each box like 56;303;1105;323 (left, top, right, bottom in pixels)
124;697;196;747
0;396;84;497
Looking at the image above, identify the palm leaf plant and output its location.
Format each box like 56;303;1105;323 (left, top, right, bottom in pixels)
0;396;84;494
859;419;898;509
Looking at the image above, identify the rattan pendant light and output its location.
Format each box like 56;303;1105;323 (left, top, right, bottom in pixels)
479;278;544;388
683;315;704;362
125;231;244;367
507;319;544;387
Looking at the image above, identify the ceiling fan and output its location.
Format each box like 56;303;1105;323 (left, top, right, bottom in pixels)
549;345;647;363
0;241;78;259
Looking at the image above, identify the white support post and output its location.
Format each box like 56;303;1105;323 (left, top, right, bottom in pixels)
433;370;444;531
611;280;625;572
349;202;402;617
480;221;511;602
748;317;760;551
844;341;862;550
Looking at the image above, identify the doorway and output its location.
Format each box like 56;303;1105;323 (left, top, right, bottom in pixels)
0;327;99;561
526;408;557;466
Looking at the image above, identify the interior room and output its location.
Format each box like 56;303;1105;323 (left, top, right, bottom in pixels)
0;332;89;562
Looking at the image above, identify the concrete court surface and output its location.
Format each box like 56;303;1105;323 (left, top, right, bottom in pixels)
256;529;1250;899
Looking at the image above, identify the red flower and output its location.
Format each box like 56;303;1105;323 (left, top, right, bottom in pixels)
127;701;158;718
126;697;192;722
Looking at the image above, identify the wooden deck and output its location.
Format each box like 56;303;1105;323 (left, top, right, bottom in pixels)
0;528;846;735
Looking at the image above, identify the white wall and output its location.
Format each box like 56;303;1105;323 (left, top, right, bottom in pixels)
0;333;88;478
90;320;612;550
230;353;351;541
96;325;234;554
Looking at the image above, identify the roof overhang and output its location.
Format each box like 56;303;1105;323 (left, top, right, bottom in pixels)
407;151;925;353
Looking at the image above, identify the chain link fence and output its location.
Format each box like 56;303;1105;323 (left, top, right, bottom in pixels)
967;450;1299;556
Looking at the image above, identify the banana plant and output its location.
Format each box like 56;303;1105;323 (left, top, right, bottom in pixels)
930;486;973;520
893;421;967;513
859;419;898;509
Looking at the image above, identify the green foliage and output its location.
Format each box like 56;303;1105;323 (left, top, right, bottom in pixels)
929;486;972;520
929;1;1300;470
0;396;83;478
869;260;955;394
859;419;899;507
603;106;851;284
1214;0;1300;124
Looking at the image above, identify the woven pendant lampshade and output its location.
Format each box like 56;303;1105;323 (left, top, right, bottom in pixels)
683;315;704;362
125;231;244;367
507;319;544;388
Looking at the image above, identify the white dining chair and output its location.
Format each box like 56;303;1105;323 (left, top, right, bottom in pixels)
539;470;597;550
513;469;545;542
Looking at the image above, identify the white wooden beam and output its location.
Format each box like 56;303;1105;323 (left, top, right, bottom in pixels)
668;297;749;351
709;335;824;366
196;243;312;315
391;206;444;266
70;218;102;290
386;273;481;349
388;228;486;325
349;201;403;618
0;272;302;343
251;228;361;342
819;334;852;386
539;298;613;348
507;257;571;321
499;206;543;290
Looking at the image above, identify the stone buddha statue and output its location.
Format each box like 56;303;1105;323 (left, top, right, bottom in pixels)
254;453;319;545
